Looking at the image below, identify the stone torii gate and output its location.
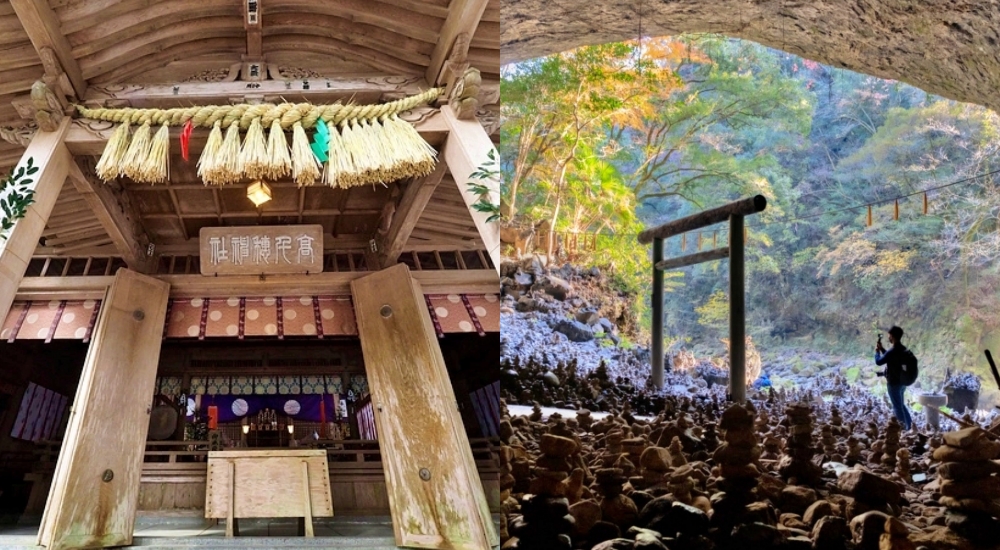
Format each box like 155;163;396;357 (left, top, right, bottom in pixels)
638;195;766;403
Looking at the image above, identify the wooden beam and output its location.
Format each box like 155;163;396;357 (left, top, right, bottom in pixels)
81;77;431;109
9;0;86;98
427;0;489;86
377;160;447;268
637;195;767;244
730;215;746;404
441;105;499;275
15;269;499;301
63;115;448;157
651;238;664;390
0;117;70;324
66;159;156;273
655;247;730;271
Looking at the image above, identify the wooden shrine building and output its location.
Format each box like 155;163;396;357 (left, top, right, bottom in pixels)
0;1;500;549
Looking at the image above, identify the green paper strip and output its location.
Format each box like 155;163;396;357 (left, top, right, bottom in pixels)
311;123;330;162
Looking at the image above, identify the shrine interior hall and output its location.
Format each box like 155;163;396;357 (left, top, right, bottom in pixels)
0;0;500;549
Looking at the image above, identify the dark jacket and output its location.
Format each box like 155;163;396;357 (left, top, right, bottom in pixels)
875;344;908;386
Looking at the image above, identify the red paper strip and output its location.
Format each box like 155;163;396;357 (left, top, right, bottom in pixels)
207;405;218;429
180;120;193;161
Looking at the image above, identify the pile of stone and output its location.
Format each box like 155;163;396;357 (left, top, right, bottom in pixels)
595;467;638;531
838;467;903;518
507;433;582;549
932;426;1000;546
778;403;822;486
881;416;901;469
712;403;761;528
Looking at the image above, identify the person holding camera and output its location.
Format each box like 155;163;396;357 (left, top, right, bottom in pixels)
875;326;913;430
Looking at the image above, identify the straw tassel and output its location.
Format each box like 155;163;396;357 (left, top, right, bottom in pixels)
139;123;170;183
197;121;224;185
240;118;268;180
216;123;242;185
265;119;291;180
121;122;153;182
325;122;352;188
290;122;320;186
384;114;437;178
96;122;130;182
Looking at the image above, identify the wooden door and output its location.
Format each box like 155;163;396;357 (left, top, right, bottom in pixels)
38;269;171;550
352;264;497;550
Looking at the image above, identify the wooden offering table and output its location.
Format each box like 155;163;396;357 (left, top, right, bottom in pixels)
205;449;334;537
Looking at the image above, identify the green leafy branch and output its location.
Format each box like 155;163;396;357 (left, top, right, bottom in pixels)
0;157;38;240
466;148;502;223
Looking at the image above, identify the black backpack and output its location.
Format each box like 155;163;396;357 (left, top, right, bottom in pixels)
899;349;919;386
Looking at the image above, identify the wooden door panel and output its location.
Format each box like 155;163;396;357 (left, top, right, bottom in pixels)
39;269;171;550
351;263;497;550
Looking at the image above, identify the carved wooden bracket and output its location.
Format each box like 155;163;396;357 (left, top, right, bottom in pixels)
31;80;64;132
449;68;482;121
0;123;36;147
38;46;75;104
441;32;471;93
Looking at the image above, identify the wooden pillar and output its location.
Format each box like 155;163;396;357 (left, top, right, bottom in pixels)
651;237;665;390
442;105;501;275
729;215;746;404
38;269;171;550
0;118;71;324
351;263;498;550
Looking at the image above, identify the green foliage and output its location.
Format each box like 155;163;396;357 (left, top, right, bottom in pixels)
466;149;502;222
845;367;861;384
0;157;38;239
501;33;1000;376
695;290;729;331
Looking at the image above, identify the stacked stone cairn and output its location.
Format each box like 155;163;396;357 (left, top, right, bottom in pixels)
881;416;901;470
761;435;781;461
821;423;837;460
896;448;910;481
932;426;1000;546
778;403;822;486
838;467;903;518
595;466;638;530
712;403;761;528
508;433;580;549
846;436;863;466
576;408;593;430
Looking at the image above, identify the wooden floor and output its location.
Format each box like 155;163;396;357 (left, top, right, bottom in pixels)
0;514;503;548
0;516;398;549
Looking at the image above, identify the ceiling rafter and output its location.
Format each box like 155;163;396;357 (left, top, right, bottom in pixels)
377;158;448;268
10;0;86;98
426;0;489;86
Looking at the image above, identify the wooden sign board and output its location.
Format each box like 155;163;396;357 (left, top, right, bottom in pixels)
205;449;333;537
200;225;324;276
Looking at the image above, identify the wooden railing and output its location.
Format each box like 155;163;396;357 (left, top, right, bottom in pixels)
140;438;497;466
29;438;500;514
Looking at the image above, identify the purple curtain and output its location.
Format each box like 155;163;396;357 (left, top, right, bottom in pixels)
187;394;342;423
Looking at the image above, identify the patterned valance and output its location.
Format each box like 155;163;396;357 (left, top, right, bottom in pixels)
1;294;500;342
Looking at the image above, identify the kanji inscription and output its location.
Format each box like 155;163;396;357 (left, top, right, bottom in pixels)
199;225;324;275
